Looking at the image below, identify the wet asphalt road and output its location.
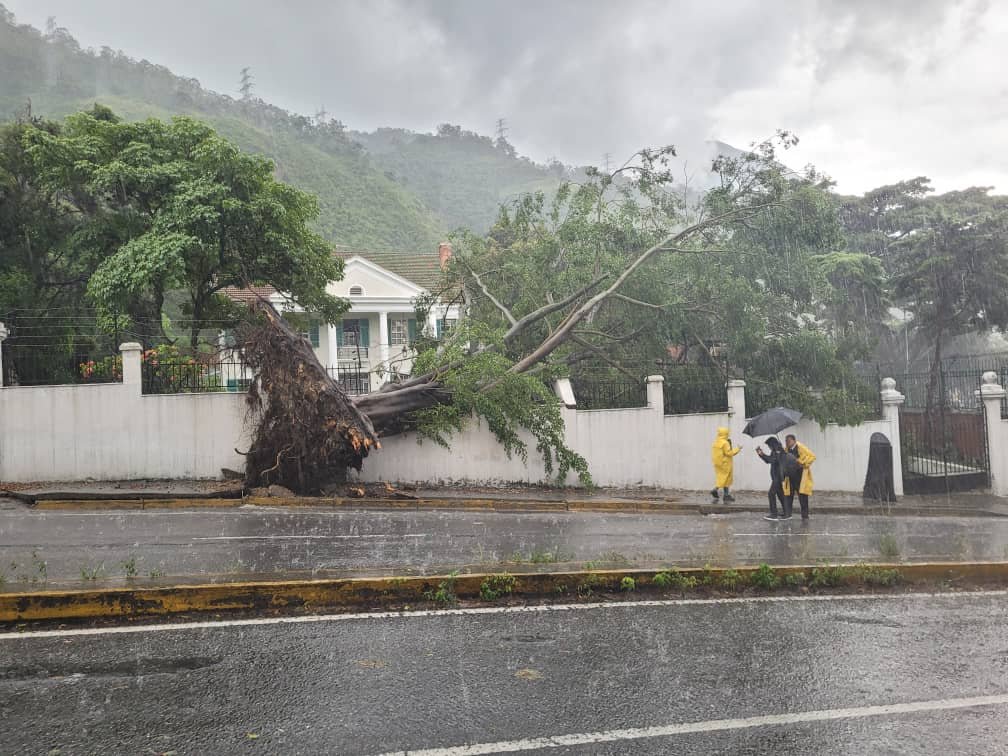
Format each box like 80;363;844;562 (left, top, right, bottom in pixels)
2;591;1007;754
2;506;1008;586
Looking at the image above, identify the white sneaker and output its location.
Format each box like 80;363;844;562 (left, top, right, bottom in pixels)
763;515;778;521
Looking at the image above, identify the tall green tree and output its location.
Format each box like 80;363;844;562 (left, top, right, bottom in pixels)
0;114;111;382
889;187;1008;403
26;107;348;347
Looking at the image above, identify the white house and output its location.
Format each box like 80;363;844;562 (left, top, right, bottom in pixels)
222;243;461;393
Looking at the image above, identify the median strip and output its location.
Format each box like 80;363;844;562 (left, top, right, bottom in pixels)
3;561;1007;623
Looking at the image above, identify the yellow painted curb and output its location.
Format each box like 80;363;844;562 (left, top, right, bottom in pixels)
3;562;1007;623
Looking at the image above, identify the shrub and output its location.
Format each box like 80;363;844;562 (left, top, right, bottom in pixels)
784;571;807;588
480;572;516;601
620;576;636;592
810;564;851;588
653;569;698;590
853;564;902;587
750;563;780;590
718;569;743;591
424;571;459;605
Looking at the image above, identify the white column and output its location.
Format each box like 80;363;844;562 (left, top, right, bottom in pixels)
120;342;143;396
326;323;340;367
977;371;1008;497
880;377;906;496
377;311;390;388
554;377;576;408
645;375;664;415
725;379;751;489
0;322;7;387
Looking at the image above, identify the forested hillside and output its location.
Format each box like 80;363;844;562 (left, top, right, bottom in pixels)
0;6;571;248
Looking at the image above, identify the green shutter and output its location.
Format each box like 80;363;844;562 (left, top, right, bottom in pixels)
359;319;370;348
407;318;417;343
335;324;344;347
309;320;320;348
436;319;444;338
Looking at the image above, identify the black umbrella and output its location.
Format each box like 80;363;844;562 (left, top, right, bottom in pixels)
742;407;802;437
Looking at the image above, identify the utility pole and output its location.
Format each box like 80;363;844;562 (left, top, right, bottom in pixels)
603;152;612;173
315;105;328;124
239;67;255;101
495;117;508;142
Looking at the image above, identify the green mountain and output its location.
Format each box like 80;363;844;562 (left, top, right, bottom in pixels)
0;6;569;251
352;126;571;233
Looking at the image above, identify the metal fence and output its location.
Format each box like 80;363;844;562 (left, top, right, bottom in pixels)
2;346;121;386
326;365;371;395
744;374;881;419
894;369;984;411
570;379;648;410
662;367;728;415
142;361;250;394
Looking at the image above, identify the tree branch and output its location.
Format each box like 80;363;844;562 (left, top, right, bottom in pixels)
470;269;517;326
502;273;609;343
508;201;775;374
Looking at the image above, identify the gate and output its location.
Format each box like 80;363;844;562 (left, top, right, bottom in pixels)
897;369;990;494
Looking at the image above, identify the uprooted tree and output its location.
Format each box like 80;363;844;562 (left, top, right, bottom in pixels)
238;133;878;493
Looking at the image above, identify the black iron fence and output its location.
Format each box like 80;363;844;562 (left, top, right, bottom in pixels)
662;367;728;415
326;365;371;395
142;361;250;394
894;369;984;411
570;379;648;410
2;345;121;386
744;374;881;419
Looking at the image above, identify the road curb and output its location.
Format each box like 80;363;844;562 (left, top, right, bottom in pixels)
21;494;1006;518
3;561;1007;623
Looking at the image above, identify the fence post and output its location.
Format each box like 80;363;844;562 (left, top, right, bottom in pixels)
0;322;7;387
120;342;143;395
976;371;1007;497
880;377;906;496
646;375;664;415
726;379;746;420
553;377;576;409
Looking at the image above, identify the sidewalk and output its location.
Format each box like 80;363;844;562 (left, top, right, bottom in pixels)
6;480;1008;517
2;503;1007;591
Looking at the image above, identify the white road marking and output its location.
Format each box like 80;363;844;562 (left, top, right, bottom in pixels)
190;534;427;541
373;694;1008;755
1;590;1004;641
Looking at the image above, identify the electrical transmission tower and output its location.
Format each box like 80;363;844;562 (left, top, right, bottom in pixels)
239;67;255;100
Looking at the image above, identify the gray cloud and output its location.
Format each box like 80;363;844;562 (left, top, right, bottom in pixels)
4;0;1003;193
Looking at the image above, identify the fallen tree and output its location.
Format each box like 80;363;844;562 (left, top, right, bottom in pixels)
238;135;873;493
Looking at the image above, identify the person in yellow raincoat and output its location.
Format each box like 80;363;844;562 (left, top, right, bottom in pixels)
782;434;815;520
710;427;742;502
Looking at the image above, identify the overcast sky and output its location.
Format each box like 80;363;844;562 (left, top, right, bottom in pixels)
6;0;1006;194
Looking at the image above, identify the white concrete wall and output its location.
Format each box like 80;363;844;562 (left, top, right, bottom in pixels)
360;378;900;494
729;418;896;493
0;348;903;494
0;357;250;482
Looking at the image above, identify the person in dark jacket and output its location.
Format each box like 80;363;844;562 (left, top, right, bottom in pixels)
756;437;791;521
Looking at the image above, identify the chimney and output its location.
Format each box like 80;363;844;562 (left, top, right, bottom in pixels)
438;241;453;270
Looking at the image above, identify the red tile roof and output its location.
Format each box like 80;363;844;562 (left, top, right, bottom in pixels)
219;284;278;304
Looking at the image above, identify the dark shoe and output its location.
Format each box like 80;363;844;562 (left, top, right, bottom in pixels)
763;514;778;521
710;489;719;500
779;514;793;521
723;494;736;503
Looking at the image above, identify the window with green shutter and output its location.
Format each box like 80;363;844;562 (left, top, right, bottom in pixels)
308;320;320;348
407;318;417;344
